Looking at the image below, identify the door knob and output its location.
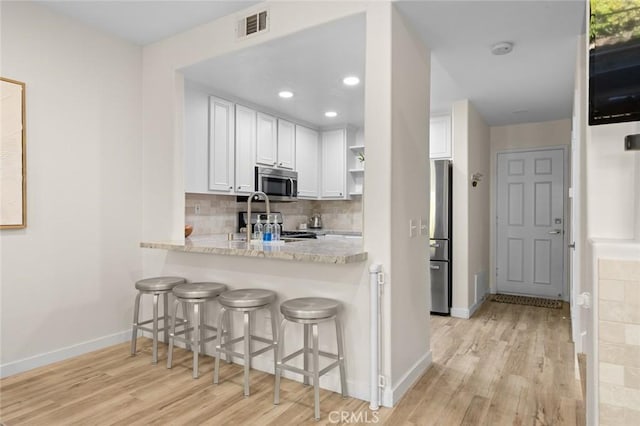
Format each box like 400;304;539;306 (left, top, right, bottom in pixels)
568;242;576;249
548;229;562;234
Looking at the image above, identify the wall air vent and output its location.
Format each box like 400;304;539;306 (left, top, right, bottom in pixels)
237;10;269;39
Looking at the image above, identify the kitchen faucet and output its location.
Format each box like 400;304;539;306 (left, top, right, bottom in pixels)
246;191;271;242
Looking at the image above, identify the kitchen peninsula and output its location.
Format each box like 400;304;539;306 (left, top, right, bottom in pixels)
141;234;367;264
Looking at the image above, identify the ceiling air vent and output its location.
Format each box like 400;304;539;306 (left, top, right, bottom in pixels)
238;10;269;38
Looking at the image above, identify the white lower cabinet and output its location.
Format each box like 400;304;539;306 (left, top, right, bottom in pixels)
321;129;347;199
295;125;320;198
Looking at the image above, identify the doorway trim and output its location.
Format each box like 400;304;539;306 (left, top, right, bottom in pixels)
492;145;570;301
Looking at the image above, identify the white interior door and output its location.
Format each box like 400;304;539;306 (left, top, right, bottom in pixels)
496;148;565;298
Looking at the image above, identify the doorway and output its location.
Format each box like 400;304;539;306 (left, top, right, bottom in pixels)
495;147;567;299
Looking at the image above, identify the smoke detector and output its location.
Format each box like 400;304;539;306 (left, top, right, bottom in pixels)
491;42;513;55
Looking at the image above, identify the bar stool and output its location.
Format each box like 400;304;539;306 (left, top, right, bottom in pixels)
130;276;186;364
213;289;279;396
274;297;347;420
166;282;228;378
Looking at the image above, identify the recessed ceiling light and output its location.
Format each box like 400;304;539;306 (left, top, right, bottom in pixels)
325;111;338;118
491;41;514;55
278;91;293;98
343;76;360;86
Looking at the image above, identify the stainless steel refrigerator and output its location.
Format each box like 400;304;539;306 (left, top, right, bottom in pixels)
429;160;452;315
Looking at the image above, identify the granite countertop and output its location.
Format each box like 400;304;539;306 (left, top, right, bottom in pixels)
140;234;367;264
308;229;362;237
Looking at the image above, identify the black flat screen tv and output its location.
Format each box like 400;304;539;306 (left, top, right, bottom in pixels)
589;0;640;125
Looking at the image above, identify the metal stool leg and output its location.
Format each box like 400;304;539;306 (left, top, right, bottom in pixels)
224;309;232;363
130;292;142;355
213;307;226;384
303;323;310;385
335;317;347;398
183;302;191;351
200;302;206;355
312;323;320;420
243;310;251;396
274;318;287;405
167;298;180;369
163;293;170;343
152;293;159;364
270;304;279;374
193;302;200;378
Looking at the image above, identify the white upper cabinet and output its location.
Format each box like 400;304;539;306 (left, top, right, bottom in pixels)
256;112;278;167
277;119;295;169
429;114;452;159
295;125;320;198
321;129;347;199
235;105;256;194
184;81;210;193
208;96;235;192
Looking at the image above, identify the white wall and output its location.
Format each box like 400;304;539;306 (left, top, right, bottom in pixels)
587;121;640;240
466;102;491;309
451;100;490;317
488;119;571;293
389;4;431;393
140;1;431;406
0;2;142;375
451;101;469;312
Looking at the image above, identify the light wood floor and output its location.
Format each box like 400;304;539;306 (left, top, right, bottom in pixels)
0;301;584;425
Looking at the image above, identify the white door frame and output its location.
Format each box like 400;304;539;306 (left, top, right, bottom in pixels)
493;145;570;300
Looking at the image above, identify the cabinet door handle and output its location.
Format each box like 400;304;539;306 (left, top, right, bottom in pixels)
237;186;241;190
279;162;283;166
229;186;233;190
430;243;440;248
430;265;440;270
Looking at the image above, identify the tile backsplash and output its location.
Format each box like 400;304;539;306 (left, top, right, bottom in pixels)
598;259;640;426
185;193;363;236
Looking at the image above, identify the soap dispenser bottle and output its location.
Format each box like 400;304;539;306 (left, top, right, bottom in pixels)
263;214;273;241
254;218;263;241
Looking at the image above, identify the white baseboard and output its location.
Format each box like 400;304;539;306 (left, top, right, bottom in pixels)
451;297;485;319
450;307;470;319
381;350;432;407
0;330;130;379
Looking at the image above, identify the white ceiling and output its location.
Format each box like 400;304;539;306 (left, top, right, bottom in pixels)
396;0;586;125
181;14;365;129
37;0;260;45
37;0;586;127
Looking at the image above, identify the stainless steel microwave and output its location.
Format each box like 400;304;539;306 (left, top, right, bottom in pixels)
255;166;298;202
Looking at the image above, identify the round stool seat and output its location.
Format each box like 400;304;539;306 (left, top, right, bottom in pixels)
135;276;186;292
280;297;341;320
173;282;227;299
218;289;276;309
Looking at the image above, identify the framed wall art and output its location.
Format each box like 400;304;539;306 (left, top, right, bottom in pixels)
1;77;26;229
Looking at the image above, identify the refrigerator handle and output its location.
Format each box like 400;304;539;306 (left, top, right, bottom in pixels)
430;264;440;270
430;242;440;248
